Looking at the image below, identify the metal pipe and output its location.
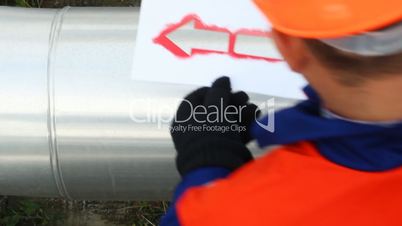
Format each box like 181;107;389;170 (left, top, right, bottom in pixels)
0;6;296;200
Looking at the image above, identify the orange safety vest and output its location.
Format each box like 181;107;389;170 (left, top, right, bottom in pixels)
176;142;402;226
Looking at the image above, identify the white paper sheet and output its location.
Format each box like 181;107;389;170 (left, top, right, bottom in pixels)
132;0;307;99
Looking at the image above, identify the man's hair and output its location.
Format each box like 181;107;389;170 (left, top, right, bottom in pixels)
304;39;402;86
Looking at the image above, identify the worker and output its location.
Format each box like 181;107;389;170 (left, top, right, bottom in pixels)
161;0;402;225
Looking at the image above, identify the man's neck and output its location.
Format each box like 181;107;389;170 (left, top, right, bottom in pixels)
317;75;402;122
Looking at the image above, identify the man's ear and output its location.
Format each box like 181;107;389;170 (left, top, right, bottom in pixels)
271;29;310;73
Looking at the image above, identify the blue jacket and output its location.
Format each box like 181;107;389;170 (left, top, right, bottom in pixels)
160;87;402;226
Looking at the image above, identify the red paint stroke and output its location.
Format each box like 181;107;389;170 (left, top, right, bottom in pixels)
153;14;230;58
231;30;282;62
153;14;282;62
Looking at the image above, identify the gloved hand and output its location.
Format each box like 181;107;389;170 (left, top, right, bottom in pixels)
171;76;259;176
230;91;261;144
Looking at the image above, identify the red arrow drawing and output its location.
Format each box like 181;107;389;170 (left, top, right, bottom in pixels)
154;14;282;62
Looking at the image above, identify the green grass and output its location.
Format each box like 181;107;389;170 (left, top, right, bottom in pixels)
0;198;65;226
0;197;168;226
0;0;141;8
15;0;32;7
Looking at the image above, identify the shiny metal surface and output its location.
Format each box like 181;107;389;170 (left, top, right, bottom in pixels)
0;6;297;200
0;7;60;198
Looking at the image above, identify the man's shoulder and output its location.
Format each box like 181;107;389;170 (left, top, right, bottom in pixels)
176;141;402;226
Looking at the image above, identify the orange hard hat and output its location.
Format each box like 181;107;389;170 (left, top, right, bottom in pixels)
253;0;402;38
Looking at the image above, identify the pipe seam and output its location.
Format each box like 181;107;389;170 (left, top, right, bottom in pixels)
47;6;71;200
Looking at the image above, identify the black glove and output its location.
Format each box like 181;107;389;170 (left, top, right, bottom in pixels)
171;76;259;176
230;91;261;144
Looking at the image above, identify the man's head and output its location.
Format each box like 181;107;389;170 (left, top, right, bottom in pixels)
254;0;402;85
271;26;402;87
254;0;402;121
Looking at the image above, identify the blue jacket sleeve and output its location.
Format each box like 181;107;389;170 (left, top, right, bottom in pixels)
160;167;231;226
